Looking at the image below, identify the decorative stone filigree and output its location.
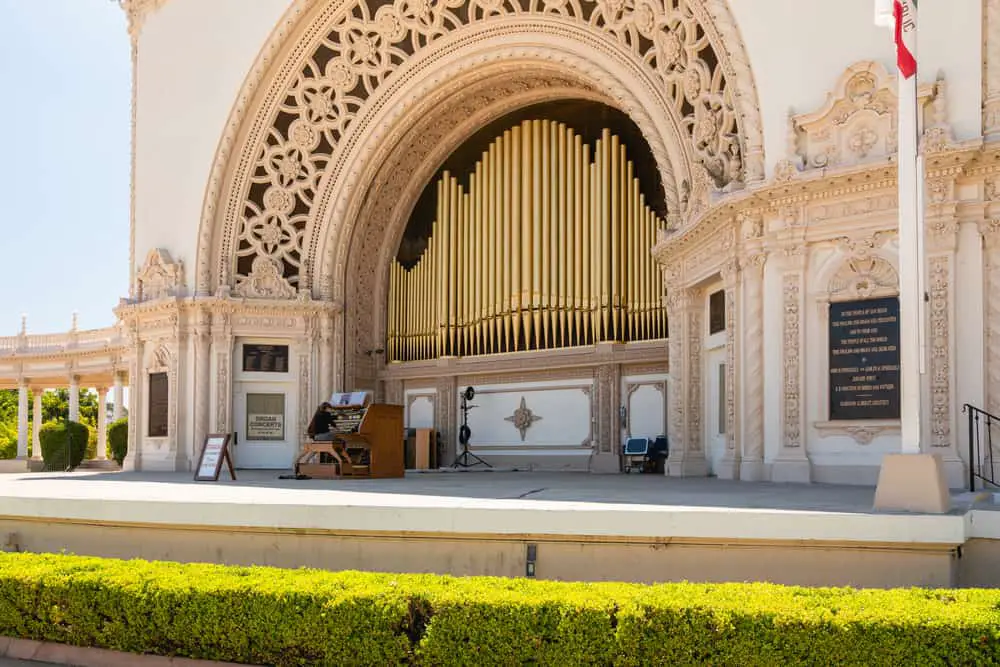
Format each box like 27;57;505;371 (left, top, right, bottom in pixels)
828;257;899;301
235;256;296;299
788;61;941;171
218;0;757;300
782;273;802;448
119;0;169;41
505;396;542;442
928;255;951;448
814;420;900;445
136;249;184;302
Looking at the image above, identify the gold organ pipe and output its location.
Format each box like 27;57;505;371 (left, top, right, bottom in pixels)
558;125;568;349
519;123;529;350
501;132;511;353
572;134;583;347
540;121;551;349
385;120;676;361
479;147;494;353
530;119;542;350
583;157;601;343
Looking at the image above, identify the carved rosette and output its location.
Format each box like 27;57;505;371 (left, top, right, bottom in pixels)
504;396;543;441
782;273;803;448
928;255;952;448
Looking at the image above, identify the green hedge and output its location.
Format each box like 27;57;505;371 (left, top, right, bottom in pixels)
1;553;1000;665
107;417;128;465
37;421;89;471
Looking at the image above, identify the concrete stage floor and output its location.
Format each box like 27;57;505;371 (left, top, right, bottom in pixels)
1;469;999;588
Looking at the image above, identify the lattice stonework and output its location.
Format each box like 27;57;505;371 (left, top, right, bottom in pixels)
225;0;748;297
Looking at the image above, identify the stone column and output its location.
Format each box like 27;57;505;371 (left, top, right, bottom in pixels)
112;372;124;421
592;358;622;473
435;376;457;464
319;312;334;400
16;381;28;459
984;0;1000;141
771;247;811;483
716;260;741;479
31;388;42;460
739;252;766;480
123;329;143;472
925;204;964;486
193;308;211;451
96;386;108;459
666;287;707;477
68;375;80;422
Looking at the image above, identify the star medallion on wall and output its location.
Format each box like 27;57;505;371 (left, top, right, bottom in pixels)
505;396;542;442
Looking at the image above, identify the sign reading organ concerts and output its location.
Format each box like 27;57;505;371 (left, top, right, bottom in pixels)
828;297;900;421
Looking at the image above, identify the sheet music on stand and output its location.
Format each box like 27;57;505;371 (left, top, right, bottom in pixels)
330;391;370;407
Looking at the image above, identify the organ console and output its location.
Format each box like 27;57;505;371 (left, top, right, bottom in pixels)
295;393;404;479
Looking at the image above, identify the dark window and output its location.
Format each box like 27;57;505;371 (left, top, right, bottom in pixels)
709;290;726;335
147;372;168;437
243;344;289;373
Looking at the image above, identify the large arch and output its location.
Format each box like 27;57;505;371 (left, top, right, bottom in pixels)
195;0;765;388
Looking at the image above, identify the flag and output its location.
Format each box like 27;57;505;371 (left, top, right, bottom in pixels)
894;0;917;79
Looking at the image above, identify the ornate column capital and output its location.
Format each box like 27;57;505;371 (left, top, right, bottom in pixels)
120;0;170;42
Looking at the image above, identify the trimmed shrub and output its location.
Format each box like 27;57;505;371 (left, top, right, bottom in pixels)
107;417;128;465
0;422;16;459
38;421;89;471
1;553;1000;666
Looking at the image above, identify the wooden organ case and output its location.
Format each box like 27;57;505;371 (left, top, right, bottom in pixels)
296;395;404;479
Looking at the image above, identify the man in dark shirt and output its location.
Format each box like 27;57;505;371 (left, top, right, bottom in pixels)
307;402;335;441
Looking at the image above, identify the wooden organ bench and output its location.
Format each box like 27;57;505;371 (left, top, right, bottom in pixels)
295;396;404;479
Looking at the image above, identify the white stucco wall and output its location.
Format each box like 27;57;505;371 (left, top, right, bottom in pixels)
133;0;293;290
730;0;982;178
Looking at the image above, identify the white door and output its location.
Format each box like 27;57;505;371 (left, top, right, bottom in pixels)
706;348;727;475
233;383;297;469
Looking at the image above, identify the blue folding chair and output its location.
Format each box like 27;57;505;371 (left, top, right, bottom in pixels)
622;437;650;473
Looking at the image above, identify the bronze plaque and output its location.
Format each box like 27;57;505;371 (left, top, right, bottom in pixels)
828;297;900;421
147;372;169;437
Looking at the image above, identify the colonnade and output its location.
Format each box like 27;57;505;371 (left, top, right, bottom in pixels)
13;372;127;462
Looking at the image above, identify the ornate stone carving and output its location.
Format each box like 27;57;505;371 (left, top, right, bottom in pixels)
119;0;169;41
814;420;900;445
212;0;762;306
928;255;951;448
235;256;296;299
686;307;703;453
828;256;899;301
782;273;802;447
136;249;184;302
504;396;542;442
789;61;940;171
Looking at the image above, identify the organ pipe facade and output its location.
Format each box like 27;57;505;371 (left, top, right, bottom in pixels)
388;120;669;362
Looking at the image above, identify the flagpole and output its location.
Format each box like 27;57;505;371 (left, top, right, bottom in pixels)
877;0;923;454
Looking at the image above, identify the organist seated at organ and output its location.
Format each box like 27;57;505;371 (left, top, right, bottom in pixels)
307;402;335;441
296;393;405;479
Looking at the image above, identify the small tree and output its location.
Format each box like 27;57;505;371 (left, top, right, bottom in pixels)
107;418;128;466
39;421;90;471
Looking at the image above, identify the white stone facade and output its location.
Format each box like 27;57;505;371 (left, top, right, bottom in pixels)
4;0;990;480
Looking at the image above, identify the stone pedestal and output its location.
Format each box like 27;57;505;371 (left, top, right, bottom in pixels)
771;458;812;484
873;453;950;514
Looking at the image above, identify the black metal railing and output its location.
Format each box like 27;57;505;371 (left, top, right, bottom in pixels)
964;403;1000;490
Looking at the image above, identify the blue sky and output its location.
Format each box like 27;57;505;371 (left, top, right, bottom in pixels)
0;0;130;335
